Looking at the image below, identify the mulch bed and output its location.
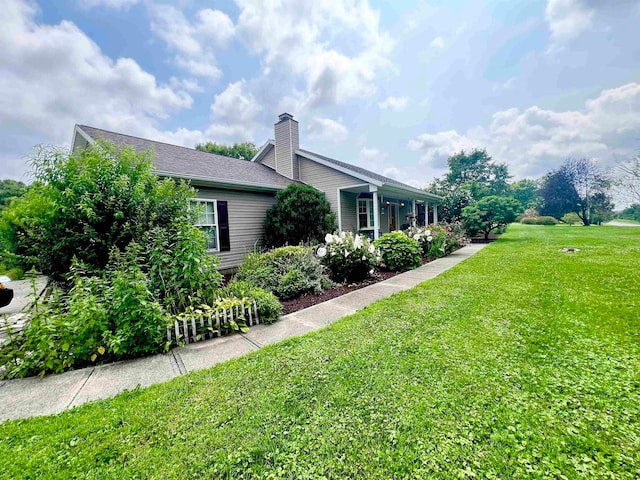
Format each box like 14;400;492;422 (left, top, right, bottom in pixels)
280;250;462;315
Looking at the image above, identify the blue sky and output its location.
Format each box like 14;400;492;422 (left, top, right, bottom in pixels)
1;0;639;190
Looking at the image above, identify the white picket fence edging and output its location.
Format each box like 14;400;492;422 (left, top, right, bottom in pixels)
166;300;259;346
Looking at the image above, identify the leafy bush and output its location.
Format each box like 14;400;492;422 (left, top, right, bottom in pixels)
235;246;330;299
264;184;337;247
374;232;422;271
462;196;523;239
147;222;221;314
561;212;582;225
222;281;282;324
317;232;379;282
0;248;170;379
0;142;195;279
520;216;558;225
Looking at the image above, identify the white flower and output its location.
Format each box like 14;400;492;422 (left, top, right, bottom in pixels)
413;234;421;240
369;269;374;275
427;235;433;242
317;247;327;258
362;255;367;260
344;250;350;258
354;235;363;249
340;231;346;239
325;233;333;243
368;244;375;253
330;251;336;256
425;230;431;236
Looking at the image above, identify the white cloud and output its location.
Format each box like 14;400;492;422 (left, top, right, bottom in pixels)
408;82;640;178
206;80;262;141
545;0;594;40
0;0;197;179
149;4;234;79
306;117;349;143
80;0;139;9
430;36;445;48
236;0;394;108
378;96;408;111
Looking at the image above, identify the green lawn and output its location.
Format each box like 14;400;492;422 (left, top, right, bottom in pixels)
1;224;639;479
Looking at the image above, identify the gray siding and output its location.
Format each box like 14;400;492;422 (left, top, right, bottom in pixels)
196;187;277;271
262;145;276;169
340;191;358;232
298;156;363;214
274;118;299;180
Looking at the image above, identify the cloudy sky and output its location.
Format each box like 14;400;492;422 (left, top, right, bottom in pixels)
1;0;639;189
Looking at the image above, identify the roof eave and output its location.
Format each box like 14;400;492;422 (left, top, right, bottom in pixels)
295;149;383;186
251;140;275;163
153;170;290;192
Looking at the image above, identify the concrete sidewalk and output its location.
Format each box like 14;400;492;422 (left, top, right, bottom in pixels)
0;243;487;422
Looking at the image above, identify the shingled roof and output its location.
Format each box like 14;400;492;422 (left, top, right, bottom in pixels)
296;149;440;199
77;125;294;190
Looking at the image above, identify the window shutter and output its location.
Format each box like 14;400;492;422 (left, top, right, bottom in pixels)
217;201;230;252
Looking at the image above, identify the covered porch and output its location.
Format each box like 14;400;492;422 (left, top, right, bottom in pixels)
337;183;441;240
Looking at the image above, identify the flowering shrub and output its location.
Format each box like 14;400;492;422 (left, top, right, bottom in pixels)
374;231;422;271
317;232;379;282
405;223;468;258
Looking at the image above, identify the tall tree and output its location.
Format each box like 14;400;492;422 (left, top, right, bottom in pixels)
446;149;511;198
510;179;540;209
540;158;611;226
616;152;640;204
563;158;610;226
195;141;258;160
540;169;580;220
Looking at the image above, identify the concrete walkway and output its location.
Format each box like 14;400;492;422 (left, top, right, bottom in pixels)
0;243;487;422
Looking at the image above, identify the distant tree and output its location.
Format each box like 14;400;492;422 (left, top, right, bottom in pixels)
564;158;611;226
0;179;27;208
461;196;522;240
195;141;258;160
616;204;640;222
425;177;473;223
510;179;540;209
589;192;614;225
540;169;580;220
264;184;337;247
616;152;640;204
446;149;511;198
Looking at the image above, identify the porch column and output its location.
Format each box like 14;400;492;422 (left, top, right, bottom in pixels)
434;202;438;225
425;201;429;225
372;192;380;239
412;200;416;227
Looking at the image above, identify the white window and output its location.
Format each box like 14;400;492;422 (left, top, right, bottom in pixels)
358;198;375;230
190;199;219;251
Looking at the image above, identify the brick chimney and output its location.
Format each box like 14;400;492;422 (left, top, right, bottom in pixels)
274;113;299;180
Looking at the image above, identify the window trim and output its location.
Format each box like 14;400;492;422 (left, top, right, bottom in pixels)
190;198;220;252
357;196;375;231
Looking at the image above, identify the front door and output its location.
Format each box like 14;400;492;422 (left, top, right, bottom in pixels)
388;203;398;231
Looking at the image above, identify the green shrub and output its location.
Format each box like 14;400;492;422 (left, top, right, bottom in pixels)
462;196;523;240
235;246;329;300
561;212;582;225
264;184;337;247
0;247;170;379
520;216;558;225
0;142;195;279
374;232;422;271
147;222;221;314
318;232;379;282
222;280;282;324
102;244;167;358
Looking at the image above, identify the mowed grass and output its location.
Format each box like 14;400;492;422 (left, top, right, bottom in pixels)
1;224;639;479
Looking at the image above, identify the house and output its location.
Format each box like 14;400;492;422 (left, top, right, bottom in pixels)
72;114;441;271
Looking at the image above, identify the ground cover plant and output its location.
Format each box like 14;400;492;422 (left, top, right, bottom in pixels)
1;224;638;478
234;246;330;299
